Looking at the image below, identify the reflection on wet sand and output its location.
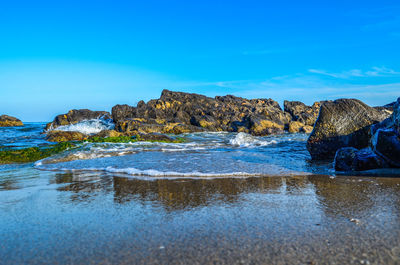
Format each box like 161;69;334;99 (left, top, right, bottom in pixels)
2;170;400;264
51;172;400;217
113;176;286;210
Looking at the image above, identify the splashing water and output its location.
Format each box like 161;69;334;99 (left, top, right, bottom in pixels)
229;132;277;147
52;118;115;135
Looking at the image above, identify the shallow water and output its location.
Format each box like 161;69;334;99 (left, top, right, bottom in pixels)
1;122;400;264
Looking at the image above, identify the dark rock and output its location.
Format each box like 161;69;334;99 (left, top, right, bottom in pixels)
372;129;400;167
0;115;23;127
334;147;389;171
46;109;111;131
307;98;390;160
284;101;321;126
46;130;88;142
111;105;136;124
334;147;358;171
112;90;292;136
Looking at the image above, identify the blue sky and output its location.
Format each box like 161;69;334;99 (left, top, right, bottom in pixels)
1;0;400;121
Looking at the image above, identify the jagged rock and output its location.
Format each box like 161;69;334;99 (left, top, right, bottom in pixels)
334;147;388;171
46;130;87;142
0;115;23;127
372;129;400;167
307;99;390;160
284;101;321;126
45;109;111;131
112;90;291;136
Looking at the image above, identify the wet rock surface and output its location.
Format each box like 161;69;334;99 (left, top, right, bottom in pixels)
334;97;400;172
307;99;390;160
0;115;23;127
334;147;388;172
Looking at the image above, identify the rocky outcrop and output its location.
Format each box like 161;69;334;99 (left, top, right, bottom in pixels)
112;90;294;136
284;101;321;126
0;115;23;127
307;99;390;160
45;109;111;131
334;97;400;172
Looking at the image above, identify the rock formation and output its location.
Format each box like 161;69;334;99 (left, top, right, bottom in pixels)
334;97;400;171
45;90;321;141
0;115;23;127
307;99;390;160
111;90;320;136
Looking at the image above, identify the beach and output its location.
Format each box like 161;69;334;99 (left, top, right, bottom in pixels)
1;168;400;264
1;123;400;264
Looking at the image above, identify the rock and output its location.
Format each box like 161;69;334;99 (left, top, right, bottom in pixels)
0;115;23;127
307;99;390;160
284;101;321;126
46;130;88;142
334;147;388;171
111;104;136;124
372;129;400;167
46;109;111;131
249;116;284;136
301;125;314;134
288;121;305;133
370;97;400;136
137;133;175;142
334;147;358;171
112;90;292;136
93;130;122;138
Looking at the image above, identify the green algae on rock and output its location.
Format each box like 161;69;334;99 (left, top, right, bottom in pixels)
86;134;186;144
0;142;76;164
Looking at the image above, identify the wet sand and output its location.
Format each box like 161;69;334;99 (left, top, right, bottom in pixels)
1;167;400;264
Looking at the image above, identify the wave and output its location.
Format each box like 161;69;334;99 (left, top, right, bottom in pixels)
229;132;277;147
50;118;114;135
34;164;305;179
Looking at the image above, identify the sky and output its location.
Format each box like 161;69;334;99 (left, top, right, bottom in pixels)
0;0;400;121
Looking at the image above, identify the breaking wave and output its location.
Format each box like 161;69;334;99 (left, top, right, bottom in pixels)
229;132;277;147
51;118;114;135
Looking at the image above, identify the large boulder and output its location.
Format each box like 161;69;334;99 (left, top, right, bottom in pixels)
112;90;292;136
284;101;321;126
0;115;23;127
45;109;111;131
307;99;390;160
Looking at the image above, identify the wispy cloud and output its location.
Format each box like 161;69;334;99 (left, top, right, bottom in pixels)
308;67;400;79
193;72;400;107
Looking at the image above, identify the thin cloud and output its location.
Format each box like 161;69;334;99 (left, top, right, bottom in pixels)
308;67;400;79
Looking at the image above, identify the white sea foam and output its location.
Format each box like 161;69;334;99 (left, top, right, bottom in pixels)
229;132;277;147
52;118;114;135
